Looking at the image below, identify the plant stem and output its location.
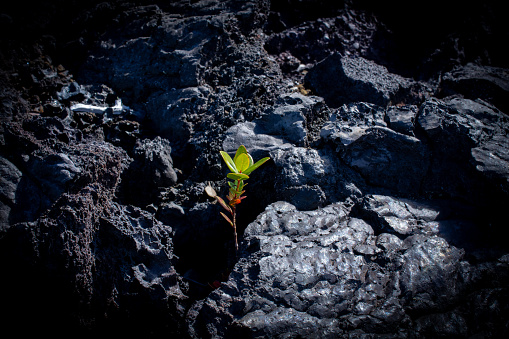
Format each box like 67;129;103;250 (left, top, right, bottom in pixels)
233;178;242;255
232;206;238;255
236;178;241;195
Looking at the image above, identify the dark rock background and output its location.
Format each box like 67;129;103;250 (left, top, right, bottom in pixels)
1;0;508;337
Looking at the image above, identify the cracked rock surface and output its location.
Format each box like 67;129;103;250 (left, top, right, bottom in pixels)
189;199;508;338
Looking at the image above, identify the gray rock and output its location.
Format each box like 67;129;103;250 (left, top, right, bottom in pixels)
145;87;210;146
0;138;185;335
277;185;326;212
471;133;509;183
134;137;177;186
119;137;178;206
188;197;504;338
56;81;90;102
257;92;324;146
398;234;467;315
5;195;186;335
305;53;412;107
81;16;207;101
269;147;332;210
0;156;22;231
418;97;509;208
340;126;429;194
156;201;185;226
320;102;386;146
99;202;185;310
26;152;82;201
385;105;418;136
355;194;440;236
444;98;509;191
441;63;509;113
270;147;327;187
222;121;293;160
223;92;324;158
0;151;83;225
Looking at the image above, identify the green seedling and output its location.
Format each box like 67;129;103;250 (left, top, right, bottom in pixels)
207;145;270;254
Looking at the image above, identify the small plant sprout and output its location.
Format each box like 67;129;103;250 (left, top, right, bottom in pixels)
208;145;270;254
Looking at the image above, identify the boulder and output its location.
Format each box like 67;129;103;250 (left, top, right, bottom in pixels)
188;198;509;338
0;156;22;231
305;53;412;107
257;92;324;146
417;97;509;211
353;194;440;236
340;126;429;194
145;87;210;148
385;105;419;136
440;63;509;113
264;7;383;65
119;137;178;206
1;194;187;336
269;147;330;210
0;133;189;335
320;102;387;146
222;121;293;160
25;152;82;201
319;102;429;195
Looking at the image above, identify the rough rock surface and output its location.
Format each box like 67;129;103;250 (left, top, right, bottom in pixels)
305;53;414;108
1;0;508;337
188;199;509;338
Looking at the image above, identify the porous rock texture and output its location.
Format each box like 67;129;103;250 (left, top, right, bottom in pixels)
1;0;508;337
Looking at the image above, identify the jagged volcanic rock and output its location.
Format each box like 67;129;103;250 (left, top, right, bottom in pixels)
1;0;508;337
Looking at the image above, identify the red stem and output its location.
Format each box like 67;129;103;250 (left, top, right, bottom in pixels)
231;178;242;255
232;206;238;254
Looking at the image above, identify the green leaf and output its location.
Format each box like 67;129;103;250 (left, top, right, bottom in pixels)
229;187;245;197
220;151;237;173
243;157;270;175
228;181;244;194
233;145;254;168
231;180;244;191
235;153;250;173
227;172;249;180
233;145;248;163
220;212;234;227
